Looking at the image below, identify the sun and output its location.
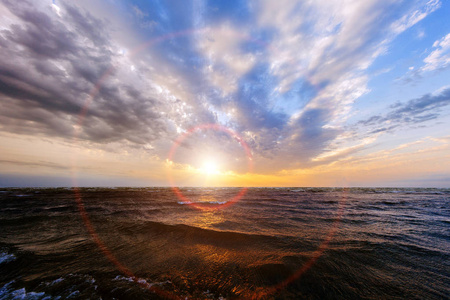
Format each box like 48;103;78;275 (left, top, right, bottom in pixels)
200;159;220;175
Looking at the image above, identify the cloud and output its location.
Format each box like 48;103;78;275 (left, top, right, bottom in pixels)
311;135;377;164
257;0;439;92
0;0;444;176
325;87;450;169
0;0;181;149
236;0;441;170
196;24;256;95
422;32;450;71
132;5;148;19
390;0;440;34
0;159;69;170
401;32;450;83
356;87;450;131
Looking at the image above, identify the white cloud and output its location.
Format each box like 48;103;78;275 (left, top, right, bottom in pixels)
51;3;61;17
311;135;378;163
258;0;441;94
254;0;443;161
417;29;426;39
132;5;148;19
390;0;440;34
197;24;256;95
423;33;450;71
400;32;450;82
258;0;392;90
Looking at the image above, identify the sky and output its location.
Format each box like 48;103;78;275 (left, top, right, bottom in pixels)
0;0;449;187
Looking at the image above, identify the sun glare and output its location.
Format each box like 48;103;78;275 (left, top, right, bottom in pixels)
200;160;220;175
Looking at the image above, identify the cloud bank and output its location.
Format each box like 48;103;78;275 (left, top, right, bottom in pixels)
0;0;446;176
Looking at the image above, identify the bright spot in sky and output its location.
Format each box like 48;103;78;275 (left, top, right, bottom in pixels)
200;159;220;175
51;3;61;17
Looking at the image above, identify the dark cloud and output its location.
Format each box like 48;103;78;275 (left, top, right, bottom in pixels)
240;106;342;172
2;0;79;59
389;88;450;117
234;68;287;131
296;109;330;140
289;108;341;166
368;125;399;135
358;115;383;127
64;4;110;47
357;87;450;133
0;159;69;170
0;0;169;146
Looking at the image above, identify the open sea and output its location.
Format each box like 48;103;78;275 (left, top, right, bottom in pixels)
0;187;448;299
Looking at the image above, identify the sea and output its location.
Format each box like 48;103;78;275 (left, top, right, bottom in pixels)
0;187;448;299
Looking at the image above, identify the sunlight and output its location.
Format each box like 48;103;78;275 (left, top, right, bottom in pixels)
200;159;220;175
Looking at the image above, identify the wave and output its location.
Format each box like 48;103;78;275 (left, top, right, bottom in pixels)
113;275;171;288
0;274;99;300
1;187;448;299
0;251;15;264
117;220;297;250
177;200;228;205
0;281;53;300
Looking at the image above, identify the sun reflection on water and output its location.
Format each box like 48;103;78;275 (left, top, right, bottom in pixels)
188;209;225;230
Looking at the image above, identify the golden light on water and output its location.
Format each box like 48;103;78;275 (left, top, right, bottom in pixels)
189;210;225;229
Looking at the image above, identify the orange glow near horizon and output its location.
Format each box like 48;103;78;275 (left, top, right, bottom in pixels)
1;131;449;188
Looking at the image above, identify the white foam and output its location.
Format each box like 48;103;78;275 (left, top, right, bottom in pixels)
0;281;59;300
0;252;15;264
207;200;228;204
113;275;171;289
46;278;64;286
113;275;134;282
177;200;228;205
66;290;80;298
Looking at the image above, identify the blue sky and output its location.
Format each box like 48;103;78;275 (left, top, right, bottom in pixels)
0;0;449;187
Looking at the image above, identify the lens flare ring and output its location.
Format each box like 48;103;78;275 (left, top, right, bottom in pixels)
71;28;346;299
167;123;253;211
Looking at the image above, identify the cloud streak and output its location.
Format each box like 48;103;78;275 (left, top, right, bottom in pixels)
401;32;450;83
358;87;450;133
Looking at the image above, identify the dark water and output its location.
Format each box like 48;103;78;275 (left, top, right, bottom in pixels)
0;187;448;299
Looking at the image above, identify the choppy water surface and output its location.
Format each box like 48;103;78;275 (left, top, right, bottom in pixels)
0;187;449;299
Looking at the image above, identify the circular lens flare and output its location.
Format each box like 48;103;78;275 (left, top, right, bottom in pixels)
167;123;253;211
71;29;343;298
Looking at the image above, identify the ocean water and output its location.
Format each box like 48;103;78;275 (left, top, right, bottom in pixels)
0;187;448;299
